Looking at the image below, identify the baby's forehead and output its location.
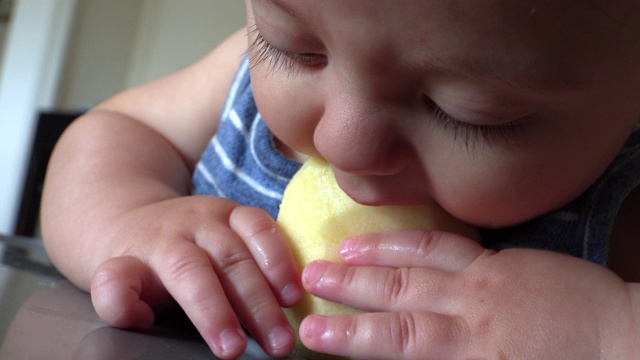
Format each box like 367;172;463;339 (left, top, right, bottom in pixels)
275;0;639;43
257;0;640;87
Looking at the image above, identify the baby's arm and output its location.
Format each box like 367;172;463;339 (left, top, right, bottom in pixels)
41;29;301;359
42;27;245;290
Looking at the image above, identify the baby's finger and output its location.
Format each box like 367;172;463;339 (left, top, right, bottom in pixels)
302;261;454;314
193;226;296;358
91;256;159;330
228;206;303;307
299;312;469;360
151;240;248;359
340;229;490;272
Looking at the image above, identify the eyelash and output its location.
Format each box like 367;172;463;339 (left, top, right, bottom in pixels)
247;26;325;75
248;27;526;147
423;96;526;148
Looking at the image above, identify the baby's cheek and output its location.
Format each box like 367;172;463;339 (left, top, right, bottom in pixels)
254;82;320;153
431;167;557;228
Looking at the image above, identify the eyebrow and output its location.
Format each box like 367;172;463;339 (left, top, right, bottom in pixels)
267;0;295;10
260;0;590;93
422;54;588;92
260;0;296;16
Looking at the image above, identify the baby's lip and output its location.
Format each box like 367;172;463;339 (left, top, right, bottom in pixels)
332;171;436;208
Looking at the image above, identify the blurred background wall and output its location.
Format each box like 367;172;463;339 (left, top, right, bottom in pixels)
0;0;246;234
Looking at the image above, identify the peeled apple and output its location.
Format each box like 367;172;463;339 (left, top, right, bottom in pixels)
277;157;478;358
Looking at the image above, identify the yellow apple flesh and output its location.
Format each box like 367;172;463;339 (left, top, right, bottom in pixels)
277;157;478;358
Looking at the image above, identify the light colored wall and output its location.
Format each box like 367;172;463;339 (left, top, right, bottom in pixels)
0;0;11;69
0;0;246;234
0;0;76;234
57;0;247;110
55;0;143;110
127;0;246;88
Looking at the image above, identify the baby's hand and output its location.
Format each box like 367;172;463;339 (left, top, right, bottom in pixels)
299;230;638;359
89;196;302;359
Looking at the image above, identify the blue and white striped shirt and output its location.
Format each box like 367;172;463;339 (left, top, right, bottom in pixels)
192;58;301;218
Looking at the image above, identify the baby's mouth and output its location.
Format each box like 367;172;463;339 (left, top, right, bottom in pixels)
331;169;436;208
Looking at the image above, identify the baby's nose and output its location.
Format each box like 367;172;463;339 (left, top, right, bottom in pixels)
313;96;413;177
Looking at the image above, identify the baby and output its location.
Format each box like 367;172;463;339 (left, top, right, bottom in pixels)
42;0;640;358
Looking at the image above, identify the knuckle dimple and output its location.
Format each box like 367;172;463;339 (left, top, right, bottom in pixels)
165;253;208;283
388;312;418;355
341;266;359;291
246;216;279;240
390;313;467;359
246;220;282;265
416;230;442;260
345;315;359;342
246;296;276;324
159;243;209;282
384;268;409;305
261;259;290;283
230;206;278;241
400;312;418;354
214;247;254;275
230;206;289;272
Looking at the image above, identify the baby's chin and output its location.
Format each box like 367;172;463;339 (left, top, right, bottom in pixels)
329;165;551;228
440;202;546;229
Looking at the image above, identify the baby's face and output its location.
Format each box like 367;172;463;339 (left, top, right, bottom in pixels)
246;0;640;227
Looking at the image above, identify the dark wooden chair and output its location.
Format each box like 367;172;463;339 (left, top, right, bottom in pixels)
14;111;80;236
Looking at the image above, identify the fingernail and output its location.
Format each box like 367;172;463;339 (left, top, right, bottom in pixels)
301;315;328;340
303;261;328;285
268;325;294;354
218;328;246;357
281;283;302;305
